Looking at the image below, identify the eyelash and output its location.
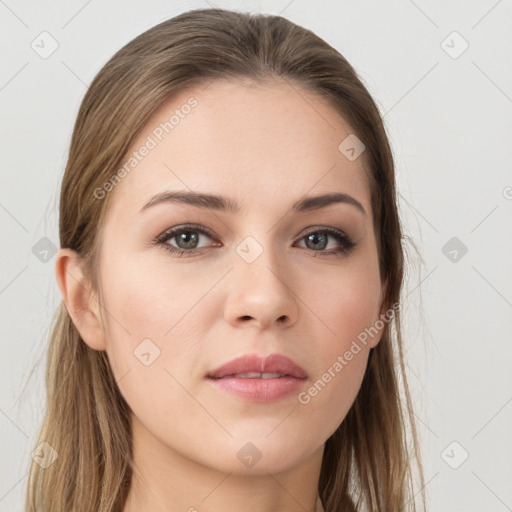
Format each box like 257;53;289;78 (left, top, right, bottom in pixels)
153;223;356;258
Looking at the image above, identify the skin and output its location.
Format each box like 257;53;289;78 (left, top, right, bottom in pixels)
56;78;385;512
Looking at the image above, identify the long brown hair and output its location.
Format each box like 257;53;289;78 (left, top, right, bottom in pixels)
25;8;426;511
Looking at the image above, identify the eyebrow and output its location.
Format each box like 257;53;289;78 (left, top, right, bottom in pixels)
140;190;366;215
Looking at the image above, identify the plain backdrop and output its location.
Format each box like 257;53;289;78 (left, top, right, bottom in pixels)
1;1;511;510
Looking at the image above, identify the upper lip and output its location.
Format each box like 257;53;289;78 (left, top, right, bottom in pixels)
207;353;308;379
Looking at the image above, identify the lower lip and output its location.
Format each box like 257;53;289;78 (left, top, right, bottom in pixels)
207;376;307;402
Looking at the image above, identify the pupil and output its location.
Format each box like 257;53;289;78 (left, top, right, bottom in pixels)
307;233;327;250
177;231;198;249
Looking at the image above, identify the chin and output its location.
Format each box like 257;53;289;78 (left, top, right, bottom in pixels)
201;439;316;476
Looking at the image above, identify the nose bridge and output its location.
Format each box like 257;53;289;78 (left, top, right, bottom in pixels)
235;232;287;287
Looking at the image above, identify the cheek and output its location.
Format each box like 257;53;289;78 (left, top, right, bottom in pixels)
97;256;165;376
297;256;381;426
312;252;383;350
98;260;206;430
100;252;206;340
98;254;217;386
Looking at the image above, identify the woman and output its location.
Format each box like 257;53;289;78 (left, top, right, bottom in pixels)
25;8;426;512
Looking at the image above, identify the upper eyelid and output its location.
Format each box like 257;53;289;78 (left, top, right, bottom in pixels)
157;223;214;241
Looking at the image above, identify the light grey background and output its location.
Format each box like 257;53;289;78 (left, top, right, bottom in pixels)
1;1;511;510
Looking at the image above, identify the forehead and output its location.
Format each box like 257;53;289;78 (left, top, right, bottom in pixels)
106;78;372;219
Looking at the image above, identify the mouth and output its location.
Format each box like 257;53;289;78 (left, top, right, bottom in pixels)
207;352;308;380
206;353;308;402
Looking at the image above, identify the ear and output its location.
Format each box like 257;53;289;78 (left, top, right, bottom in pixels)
55;248;107;351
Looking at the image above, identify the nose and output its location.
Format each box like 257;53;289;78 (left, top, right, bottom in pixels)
223;242;299;331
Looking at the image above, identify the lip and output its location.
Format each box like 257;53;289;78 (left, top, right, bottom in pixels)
207;353;308;379
206;353;308;403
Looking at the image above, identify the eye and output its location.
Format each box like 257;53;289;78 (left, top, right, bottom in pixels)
155;224;219;256
295;227;355;255
154;224;356;257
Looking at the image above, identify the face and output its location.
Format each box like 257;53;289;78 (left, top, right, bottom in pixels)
93;79;384;474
